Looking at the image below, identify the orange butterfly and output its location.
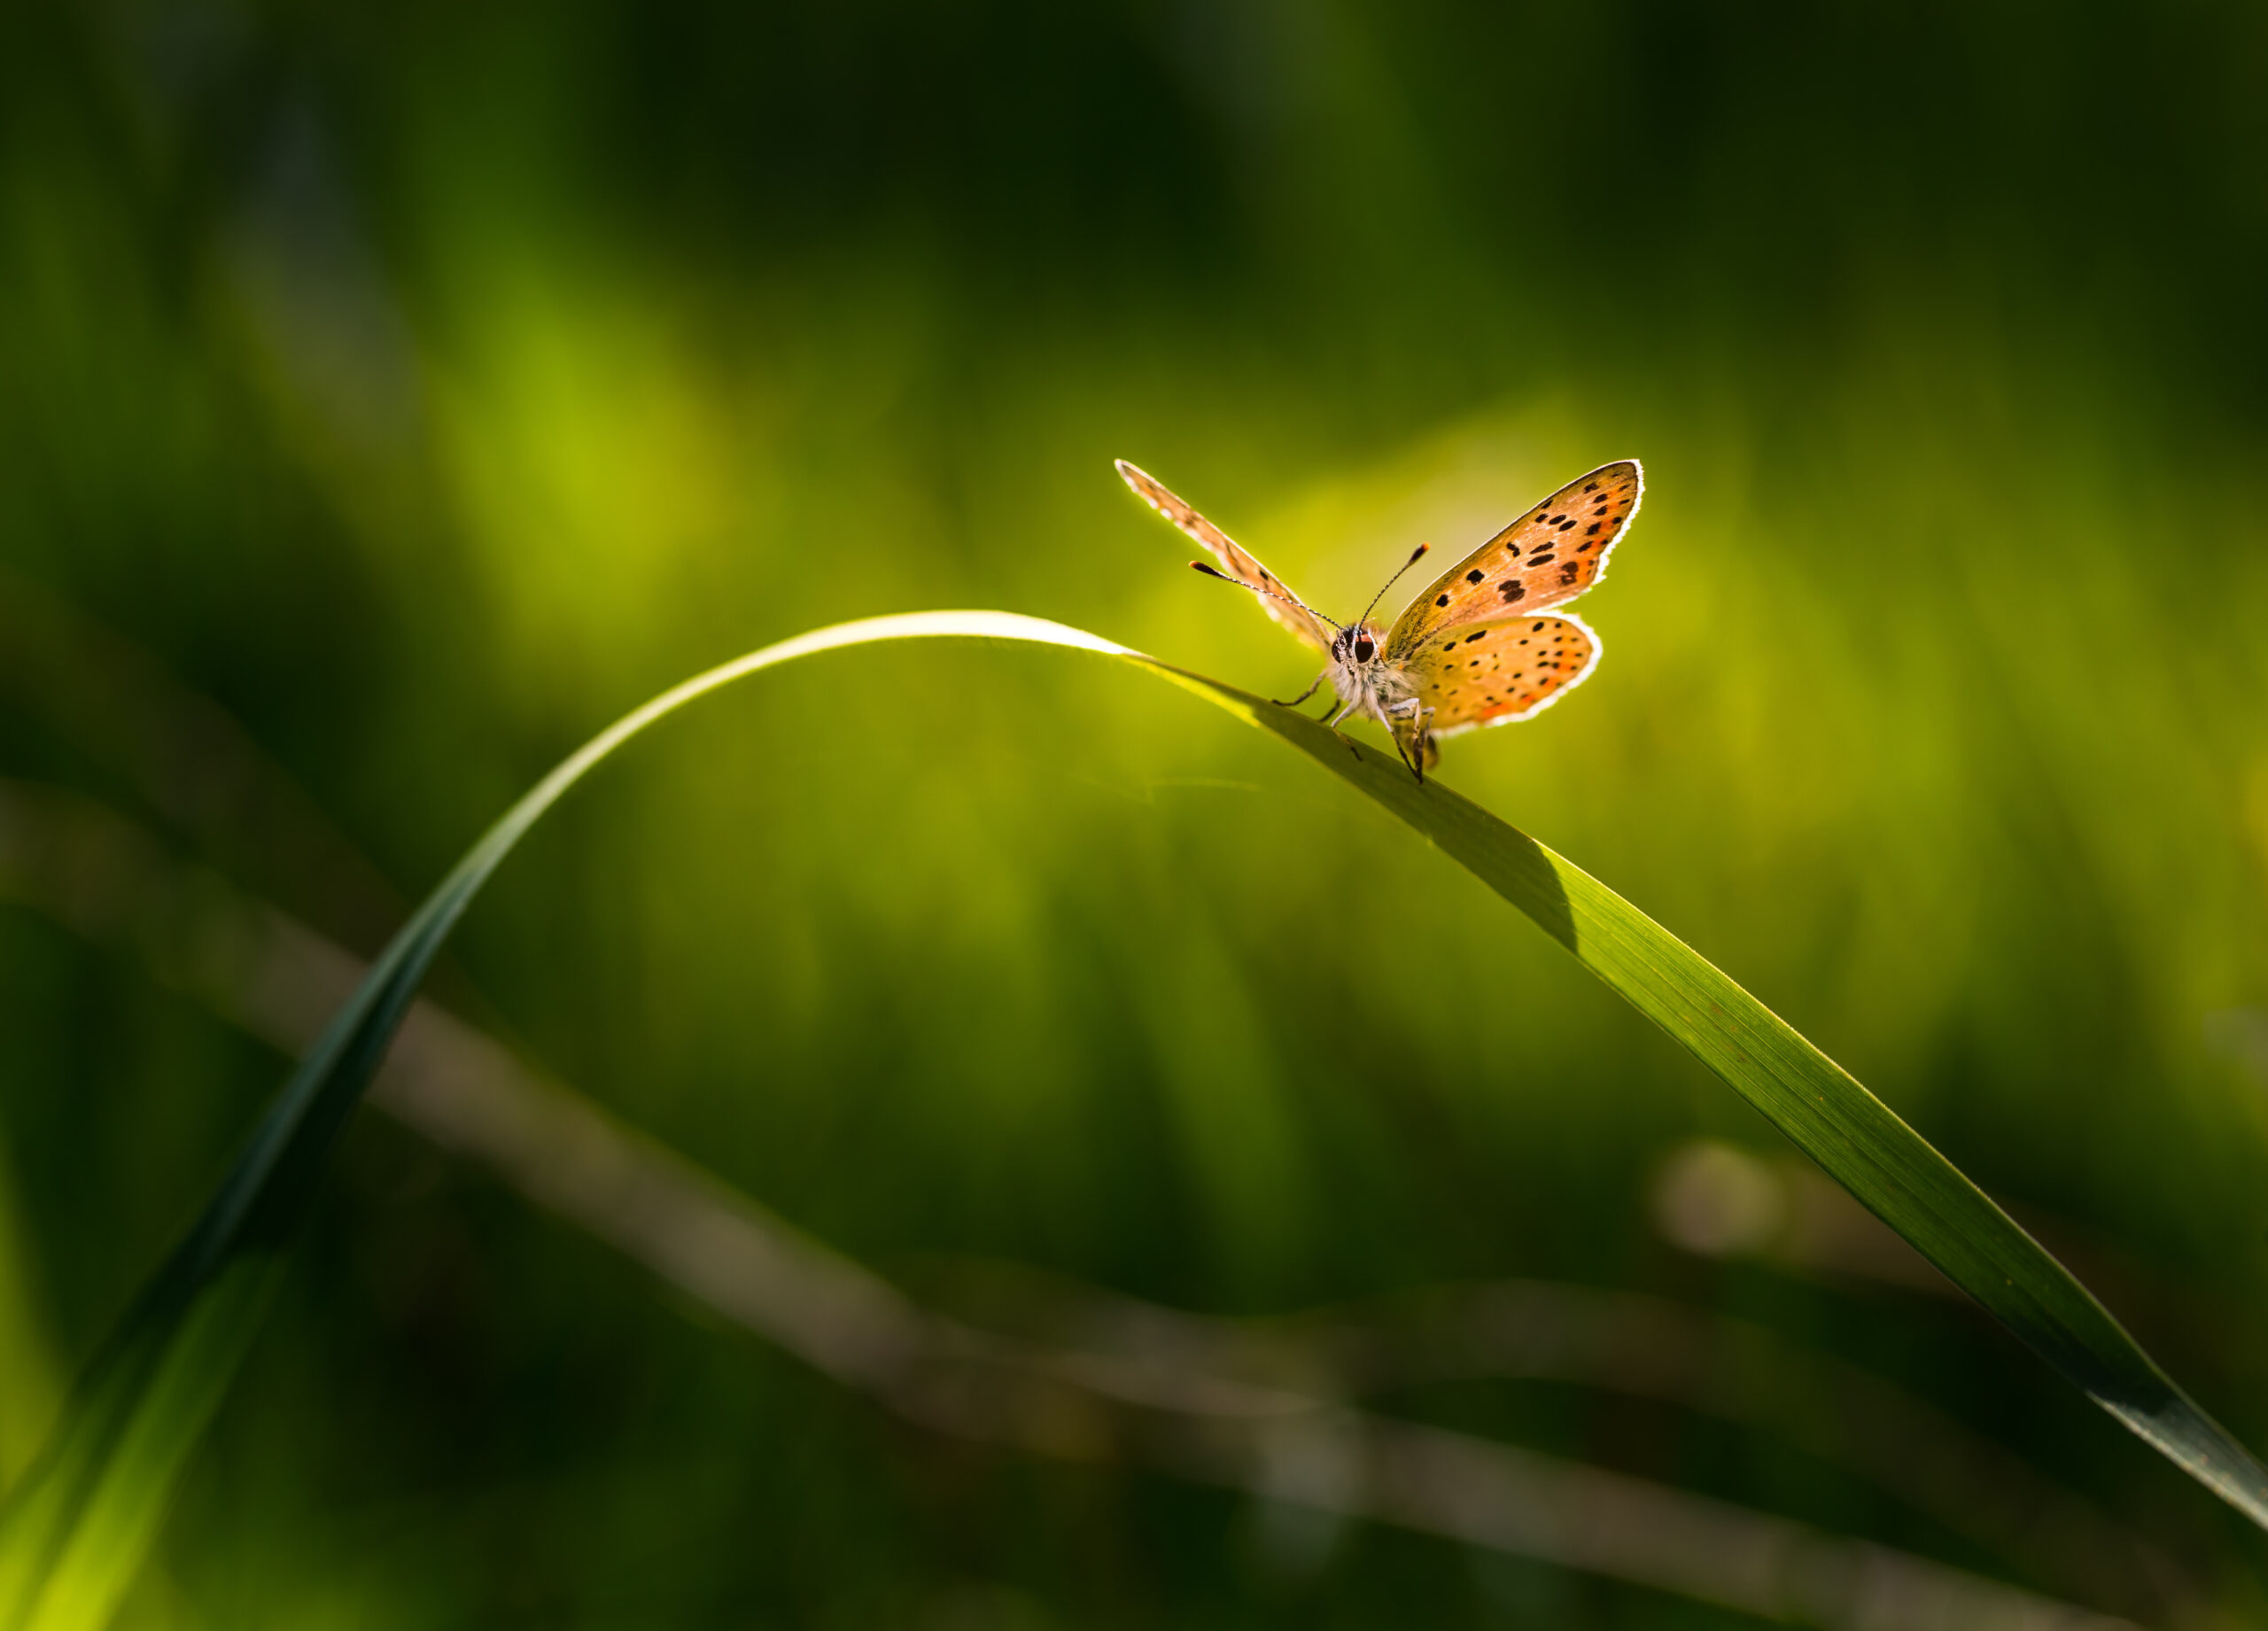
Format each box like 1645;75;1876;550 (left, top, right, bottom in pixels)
1117;458;1643;781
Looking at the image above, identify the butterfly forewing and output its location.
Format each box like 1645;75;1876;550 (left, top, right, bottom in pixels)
1388;460;1641;658
1409;614;1600;734
1116;460;1335;654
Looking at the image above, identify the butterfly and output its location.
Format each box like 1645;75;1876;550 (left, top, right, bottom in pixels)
1116;457;1643;781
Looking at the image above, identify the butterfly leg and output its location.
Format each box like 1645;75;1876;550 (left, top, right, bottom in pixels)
1271;671;1327;710
1415;702;1438;773
1314;695;1367;761
1387;701;1431;785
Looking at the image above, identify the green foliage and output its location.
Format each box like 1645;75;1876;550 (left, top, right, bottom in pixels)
7;0;2268;1622
4;614;2260;1627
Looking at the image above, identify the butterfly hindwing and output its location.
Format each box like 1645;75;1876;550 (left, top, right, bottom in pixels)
1387;460;1640;658
1408;613;1601;734
1116;460;1335;655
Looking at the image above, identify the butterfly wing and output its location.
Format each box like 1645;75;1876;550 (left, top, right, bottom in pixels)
1405;613;1601;735
1117;459;1336;655
1387;460;1641;659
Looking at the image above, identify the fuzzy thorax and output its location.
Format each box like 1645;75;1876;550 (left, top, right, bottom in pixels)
1323;620;1424;734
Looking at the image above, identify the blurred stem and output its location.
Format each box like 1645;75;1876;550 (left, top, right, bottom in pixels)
0;779;2172;1629
0;609;2261;1631
0;1131;62;1491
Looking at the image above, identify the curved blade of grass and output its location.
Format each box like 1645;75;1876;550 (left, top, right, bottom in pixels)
4;610;2261;1631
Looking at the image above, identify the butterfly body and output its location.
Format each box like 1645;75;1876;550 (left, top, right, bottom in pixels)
1117;456;1642;781
1318;619;1428;749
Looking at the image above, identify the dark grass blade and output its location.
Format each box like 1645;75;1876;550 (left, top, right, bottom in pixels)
3;610;2260;1631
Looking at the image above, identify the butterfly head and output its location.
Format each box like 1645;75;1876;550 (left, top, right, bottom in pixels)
1333;625;1382;667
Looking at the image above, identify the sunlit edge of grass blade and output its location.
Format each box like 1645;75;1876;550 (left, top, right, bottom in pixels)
1;609;2260;1631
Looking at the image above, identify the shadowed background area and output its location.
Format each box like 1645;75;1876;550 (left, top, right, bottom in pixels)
3;1;2267;1626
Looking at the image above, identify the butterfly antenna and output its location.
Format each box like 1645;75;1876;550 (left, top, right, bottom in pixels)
1188;562;1346;632
1353;543;1431;631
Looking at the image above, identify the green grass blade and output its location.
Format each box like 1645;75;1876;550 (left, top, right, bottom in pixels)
1227;697;2268;1530
4;610;2260;1631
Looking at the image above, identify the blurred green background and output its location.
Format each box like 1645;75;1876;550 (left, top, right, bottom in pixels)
4;0;2268;1625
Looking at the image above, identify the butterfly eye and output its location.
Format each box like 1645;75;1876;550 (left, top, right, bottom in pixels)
1354;636;1375;663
